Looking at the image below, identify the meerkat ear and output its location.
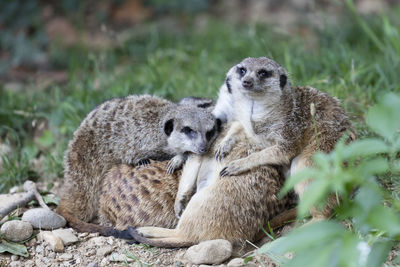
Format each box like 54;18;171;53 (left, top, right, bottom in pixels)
164;119;174;136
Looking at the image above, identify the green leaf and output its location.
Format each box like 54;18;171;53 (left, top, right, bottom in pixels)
366;93;400;142
341;138;390;159
298;179;330;217
366;240;394;267
356;158;389;179
244;256;253;264
0;240;29;257
258;221;346;255
365;206;400;237
42;194;60;205
354;183;382;213
280;168;318;197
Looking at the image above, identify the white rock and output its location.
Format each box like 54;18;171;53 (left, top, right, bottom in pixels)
52;228;78;245
185;239;232;265
0;220;33;242
11;255;19;261
96;245;114;257
87;262;99;267
227;258;256;267
22;208;66;229
37;231;64;252
87;236;107;247
59;253;73;261
9;262;20;267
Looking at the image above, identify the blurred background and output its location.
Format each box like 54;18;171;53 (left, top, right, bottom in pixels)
0;0;399;192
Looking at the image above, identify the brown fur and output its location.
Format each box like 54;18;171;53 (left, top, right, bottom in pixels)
213;57;351;218
129;124;297;248
57;95;218;224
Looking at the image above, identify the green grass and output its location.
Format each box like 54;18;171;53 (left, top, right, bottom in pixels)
0;5;400;192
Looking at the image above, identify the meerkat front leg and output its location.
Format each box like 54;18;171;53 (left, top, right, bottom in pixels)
220;144;293;176
174;155;202;218
215;122;243;160
166;154;187;174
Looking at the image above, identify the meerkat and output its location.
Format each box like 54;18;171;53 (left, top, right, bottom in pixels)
212;57;351;218
56;95;221;228
125;123;297;248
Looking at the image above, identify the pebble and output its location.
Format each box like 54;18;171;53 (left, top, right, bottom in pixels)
96;245;114;257
0;220;33;242
100;258;108;267
87;236;107;247
185;239;232;265
59;253;73;261
227;258;256;267
9;262;20;267
38;231;64;252
22;208;66;229
87;262;98;267
11;255;19;261
36;245;44;254
52;228;78;245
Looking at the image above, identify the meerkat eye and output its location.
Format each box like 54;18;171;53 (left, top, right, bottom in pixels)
182;126;195;137
237;67;247;77
206;128;216;141
258;69;273;79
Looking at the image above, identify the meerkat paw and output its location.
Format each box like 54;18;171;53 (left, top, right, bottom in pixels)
215;138;234;161
220;158;249;177
166;154;185;174
174;194;190;219
137;159;150;167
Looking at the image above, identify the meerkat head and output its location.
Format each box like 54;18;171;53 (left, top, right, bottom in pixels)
227;57;290;97
163;106;221;155
213;57;290;122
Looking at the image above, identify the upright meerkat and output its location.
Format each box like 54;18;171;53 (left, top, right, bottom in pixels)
125;123;297;248
213;57;350;218
57;95;220;227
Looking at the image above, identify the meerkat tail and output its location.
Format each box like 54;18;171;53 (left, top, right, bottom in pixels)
56;206;132;240
127;227;194;248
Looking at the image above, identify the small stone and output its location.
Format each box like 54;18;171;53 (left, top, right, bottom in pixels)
36;245;44;254
78;232;88;238
22;208;66;229
96;245;114;257
59;253;73;261
11;255;19;261
87;236;107;247
37;231;64;252
100;258;108;267
26;237;37;247
48;252;56;259
227;258;256;267
52;228;78;245
1;220;33;242
9;262;20;267
87;263;98;267
109;253;134;262
185;239;232;265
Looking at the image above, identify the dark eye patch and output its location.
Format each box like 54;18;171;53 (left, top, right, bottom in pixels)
237;67;246;77
258;69;273;79
206;128;215;141
182;126;194;136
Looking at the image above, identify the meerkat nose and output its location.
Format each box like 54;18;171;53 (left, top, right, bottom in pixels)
242;79;253;88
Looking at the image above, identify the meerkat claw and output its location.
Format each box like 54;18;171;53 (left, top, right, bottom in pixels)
137;159;150;167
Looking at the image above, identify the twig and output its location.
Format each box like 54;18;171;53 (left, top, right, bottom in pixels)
0;180;49;221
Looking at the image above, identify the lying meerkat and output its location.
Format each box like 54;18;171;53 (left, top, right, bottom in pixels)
126;123;297;248
212;57;350;218
57;95;220;227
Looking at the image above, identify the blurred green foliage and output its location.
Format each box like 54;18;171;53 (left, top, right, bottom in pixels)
259;92;400;267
